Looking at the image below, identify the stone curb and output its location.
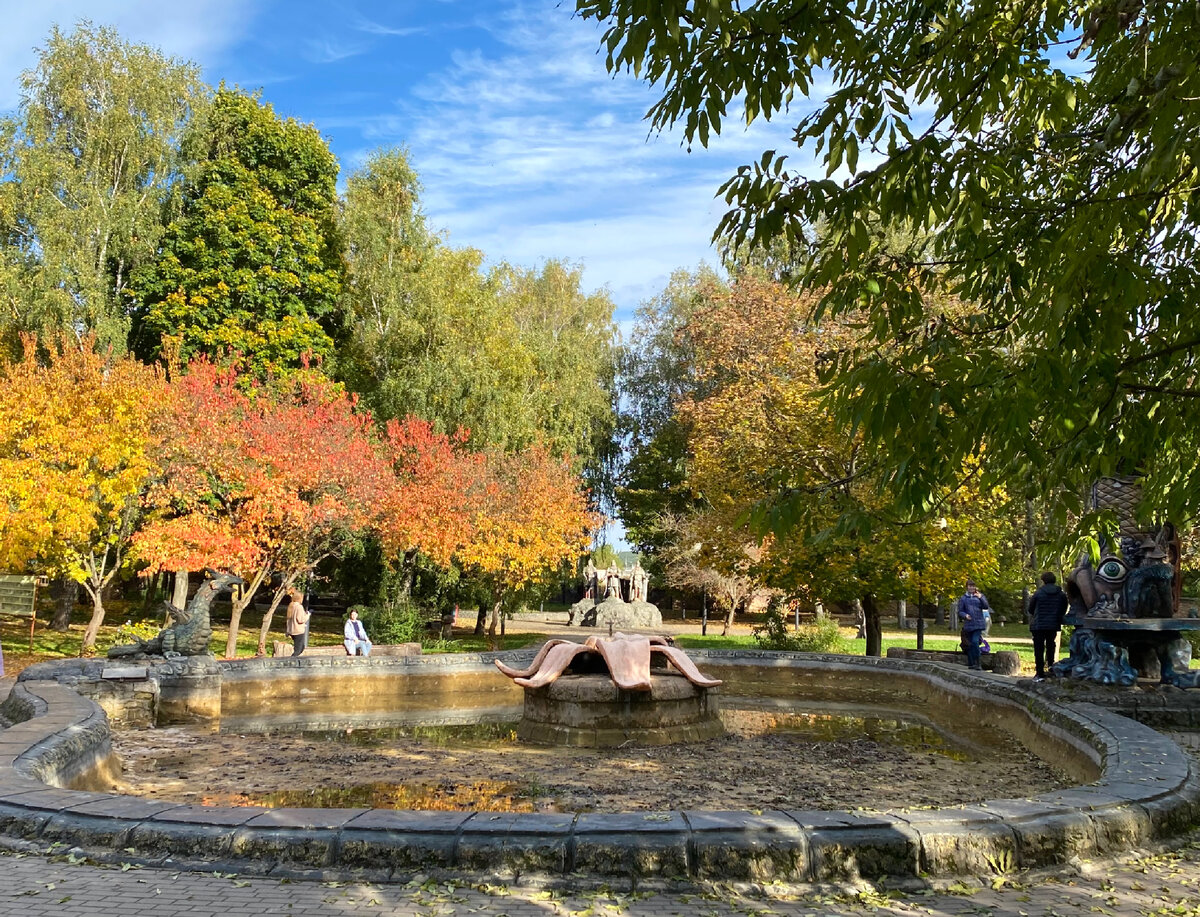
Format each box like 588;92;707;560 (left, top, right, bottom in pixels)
0;652;1197;883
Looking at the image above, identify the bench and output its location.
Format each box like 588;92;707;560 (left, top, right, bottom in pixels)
272;641;421;658
885;647;1021;676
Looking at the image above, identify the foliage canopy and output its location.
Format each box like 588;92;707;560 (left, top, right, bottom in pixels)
577;0;1200;532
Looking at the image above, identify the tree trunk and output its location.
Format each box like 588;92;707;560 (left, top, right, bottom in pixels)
256;582;291;656
721;597;739;636
474;603;487;636
141;571;161;615
897;597;907;630
50;576;78;631
862;592;883;657
488;599;503;637
81;589;107;653
226;593;247;659
172;569;190;609
400;549;417;597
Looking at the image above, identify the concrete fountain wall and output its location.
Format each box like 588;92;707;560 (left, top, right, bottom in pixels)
0;650;1198;885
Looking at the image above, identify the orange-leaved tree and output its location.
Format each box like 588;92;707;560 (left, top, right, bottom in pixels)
379;416;485;588
0;337;166;651
457;444;598;636
136;360;392;656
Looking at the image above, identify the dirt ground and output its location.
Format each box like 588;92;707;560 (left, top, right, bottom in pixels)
109;707;1071;814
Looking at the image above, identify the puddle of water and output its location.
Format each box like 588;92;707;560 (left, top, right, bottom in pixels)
298;721;521;748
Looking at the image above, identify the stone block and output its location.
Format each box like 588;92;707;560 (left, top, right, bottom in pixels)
40;811;138;848
900;809;1016;874
806;824;920;881
456;812;574;875
128;820;233;860
339;810;470;870
684;810;807;880
972;799;1096;867
229;826;335;867
1087;803;1154;853
572;812;689;878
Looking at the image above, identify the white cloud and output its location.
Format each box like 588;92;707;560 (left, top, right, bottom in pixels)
342;1;805;319
0;0;257;111
302;38;368;65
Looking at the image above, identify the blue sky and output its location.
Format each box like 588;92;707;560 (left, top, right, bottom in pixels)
0;0;802;332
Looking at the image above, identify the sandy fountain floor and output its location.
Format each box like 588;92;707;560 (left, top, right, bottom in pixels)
109;707;1072;814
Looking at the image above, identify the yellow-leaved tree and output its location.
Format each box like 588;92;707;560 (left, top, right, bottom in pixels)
678;278;1021;654
0;337;166;651
457;444;598;637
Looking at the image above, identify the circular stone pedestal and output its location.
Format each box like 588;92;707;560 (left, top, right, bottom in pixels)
517;674;722;747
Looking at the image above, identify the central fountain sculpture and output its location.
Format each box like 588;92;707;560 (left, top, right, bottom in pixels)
495;633;723;746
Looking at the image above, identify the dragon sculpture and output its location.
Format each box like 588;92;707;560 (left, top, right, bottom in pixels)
108;571;244;659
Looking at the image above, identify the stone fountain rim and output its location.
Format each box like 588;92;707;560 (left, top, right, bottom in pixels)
0;649;1197;884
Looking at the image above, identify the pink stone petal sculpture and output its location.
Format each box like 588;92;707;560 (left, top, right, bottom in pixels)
512;641;595;688
494;639;572;679
594;635;653;691
651;645;723;688
495;633;722;692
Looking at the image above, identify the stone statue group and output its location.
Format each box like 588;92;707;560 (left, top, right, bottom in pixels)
569;557;661;629
582;558;649;604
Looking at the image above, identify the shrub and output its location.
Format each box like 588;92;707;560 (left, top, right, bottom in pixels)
753;604;850;653
354;600;422;645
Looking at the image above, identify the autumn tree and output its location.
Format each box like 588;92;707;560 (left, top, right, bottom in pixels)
578;0;1200;533
0;23;204;357
378;416;485;594
679;278;1019;655
457;445;597;637
136;361;391;656
656;512;762;635
0;337;165;651
128;87;343;377
614;267;722;572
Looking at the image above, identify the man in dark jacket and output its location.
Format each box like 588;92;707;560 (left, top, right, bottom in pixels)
1028;571;1068;680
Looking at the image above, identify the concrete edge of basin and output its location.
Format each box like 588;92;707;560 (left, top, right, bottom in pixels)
0;652;1197;885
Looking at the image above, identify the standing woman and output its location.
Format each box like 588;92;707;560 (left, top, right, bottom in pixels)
286;588;309;657
957;579;991;671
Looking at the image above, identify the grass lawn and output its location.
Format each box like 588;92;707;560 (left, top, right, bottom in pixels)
0;595;552;678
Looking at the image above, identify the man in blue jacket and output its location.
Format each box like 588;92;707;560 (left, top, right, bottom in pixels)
957;579;991;670
1028;571;1068;680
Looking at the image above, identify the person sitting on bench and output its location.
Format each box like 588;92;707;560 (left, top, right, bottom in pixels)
343;609;372;657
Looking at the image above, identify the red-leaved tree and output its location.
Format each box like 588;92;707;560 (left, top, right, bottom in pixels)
378;416;484;589
136;360;391;656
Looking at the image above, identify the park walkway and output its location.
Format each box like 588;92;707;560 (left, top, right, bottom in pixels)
1;828;1199;917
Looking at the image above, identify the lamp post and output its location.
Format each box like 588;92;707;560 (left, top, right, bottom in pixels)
916;559;926;651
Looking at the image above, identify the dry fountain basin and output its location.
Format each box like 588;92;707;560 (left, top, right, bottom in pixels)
1;647;1198;885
